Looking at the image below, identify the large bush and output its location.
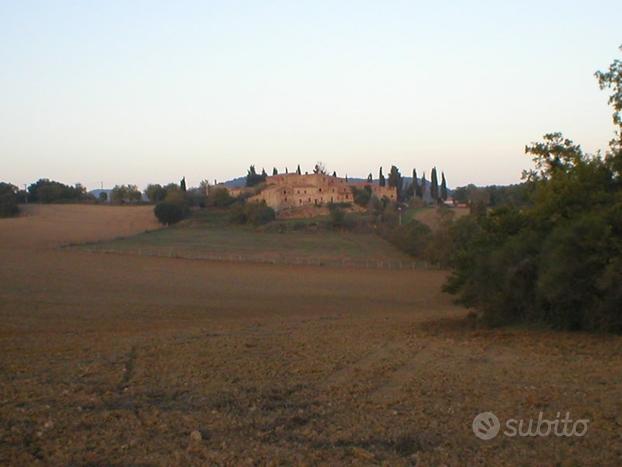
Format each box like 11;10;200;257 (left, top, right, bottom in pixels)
351;185;372;207
154;202;186;225
442;48;622;332
385;219;432;256
229;201;275;226
207;188;235;208
0;182;19;218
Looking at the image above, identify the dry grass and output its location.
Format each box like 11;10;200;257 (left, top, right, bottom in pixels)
1;205;621;465
411;206;470;230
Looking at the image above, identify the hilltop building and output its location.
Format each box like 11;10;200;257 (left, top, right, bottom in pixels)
246;173;396;212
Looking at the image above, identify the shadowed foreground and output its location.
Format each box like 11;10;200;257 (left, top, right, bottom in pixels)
1;206;621;465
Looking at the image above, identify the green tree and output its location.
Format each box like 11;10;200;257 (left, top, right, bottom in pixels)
328;204;346;229
351;185;372;207
154;202;185;225
145;184;167;203
595;44;622;174
409;169;419;198
313;162;327;174
111;184;141;204
272;167;278;176
440;172;448;201
0;182;19;218
379;167;386;187
207;188;235;208
180;177;187;192
388;165;403;200
444;47;622;332
296;165;301;175
430;167;439;201
27;179;86;203
246;165;266;187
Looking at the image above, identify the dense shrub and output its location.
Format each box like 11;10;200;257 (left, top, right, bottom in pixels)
154;202;186;225
246;202;275;225
207;188;235;208
385;219;432;256
0;182;19;218
351;185;372;207
328;204;347;229
229;201;275;226
185;188;207;208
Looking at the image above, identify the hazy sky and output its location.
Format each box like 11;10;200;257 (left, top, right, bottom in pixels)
1;1;621;190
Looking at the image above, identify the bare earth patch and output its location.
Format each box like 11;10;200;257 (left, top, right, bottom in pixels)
1;205;621;465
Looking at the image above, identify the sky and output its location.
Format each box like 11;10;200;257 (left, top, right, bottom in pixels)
1;1;621;190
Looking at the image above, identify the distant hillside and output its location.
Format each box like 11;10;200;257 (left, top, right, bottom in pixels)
222;176;246;188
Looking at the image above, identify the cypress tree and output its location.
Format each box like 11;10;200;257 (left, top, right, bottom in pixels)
411;168;418;199
440;172;448;201
246;165;262;187
388;165;402;200
180;177;187;192
367;173;373;183
379;167;386;187
430;167;439;201
272;167;278;176
296;165;301;175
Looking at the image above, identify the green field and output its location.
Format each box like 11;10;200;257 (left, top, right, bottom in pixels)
75;209;416;268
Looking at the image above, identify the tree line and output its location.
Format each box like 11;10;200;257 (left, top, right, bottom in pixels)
243;163;450;204
433;46;622;333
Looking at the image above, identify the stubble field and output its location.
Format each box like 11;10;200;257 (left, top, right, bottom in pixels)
1;205;621;465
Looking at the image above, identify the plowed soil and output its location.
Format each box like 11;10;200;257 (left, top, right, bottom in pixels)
1;205;621;465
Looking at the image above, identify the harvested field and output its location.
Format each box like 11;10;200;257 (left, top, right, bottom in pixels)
1;205;621;465
73;209;416;268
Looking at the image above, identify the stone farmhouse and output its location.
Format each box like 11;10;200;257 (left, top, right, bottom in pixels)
245;173;397;212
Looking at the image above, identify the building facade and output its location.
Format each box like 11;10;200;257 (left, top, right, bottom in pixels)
246;173;396;211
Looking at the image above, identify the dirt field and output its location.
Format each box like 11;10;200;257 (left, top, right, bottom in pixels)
1;205;621;465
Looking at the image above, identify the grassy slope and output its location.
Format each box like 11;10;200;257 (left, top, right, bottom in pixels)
77;209;412;266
